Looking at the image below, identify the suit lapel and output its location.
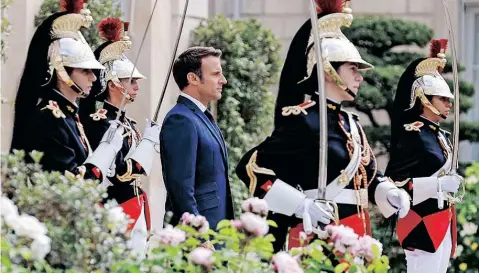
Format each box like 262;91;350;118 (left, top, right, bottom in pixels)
178;96;228;165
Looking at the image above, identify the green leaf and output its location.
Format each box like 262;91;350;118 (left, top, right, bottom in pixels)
264;234;276;242
267;220;278;228
216;219;231;230
334;262;349;273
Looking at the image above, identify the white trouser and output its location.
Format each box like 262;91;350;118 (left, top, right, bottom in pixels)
129;204;148;257
404;225;452;273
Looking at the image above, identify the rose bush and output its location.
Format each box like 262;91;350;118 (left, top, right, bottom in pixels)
2;152;390;272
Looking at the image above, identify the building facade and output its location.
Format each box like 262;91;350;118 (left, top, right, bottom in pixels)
1;0;478;231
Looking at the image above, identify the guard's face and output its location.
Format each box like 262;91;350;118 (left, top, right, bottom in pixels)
70;68;97;94
337;62;363;96
196;56;227;103
119;78;141;102
431;95;452;118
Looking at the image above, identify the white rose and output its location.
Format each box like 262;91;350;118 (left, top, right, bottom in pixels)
465;175;478;185
460;222;478;237
7;214;47;239
1;196;18;218
30;234;52;260
107;206;126;224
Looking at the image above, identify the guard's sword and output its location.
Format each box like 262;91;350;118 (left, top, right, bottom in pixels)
440;0;465;205
114;0;161;123
103;0;160;172
307;0;339;236
152;0;190;122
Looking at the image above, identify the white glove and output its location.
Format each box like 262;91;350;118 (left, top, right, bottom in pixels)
84;121;124;179
412;174;464;206
386;189;410;218
295;198;335;234
127;119;160;176
142;119;160;144
101;121;124;152
439;174;463;193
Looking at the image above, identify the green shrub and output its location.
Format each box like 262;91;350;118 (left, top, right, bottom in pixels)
449;163;479;273
1;151;139;272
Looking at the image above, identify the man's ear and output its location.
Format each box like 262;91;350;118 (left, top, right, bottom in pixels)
187;72;200;86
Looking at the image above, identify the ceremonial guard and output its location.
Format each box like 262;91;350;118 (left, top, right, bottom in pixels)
10;0;124;182
385;39;464;273
79;18;159;253
236;0;410;252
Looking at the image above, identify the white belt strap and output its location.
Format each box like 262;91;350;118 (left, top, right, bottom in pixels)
433;132;452;177
325;112;362;200
305;188;358;205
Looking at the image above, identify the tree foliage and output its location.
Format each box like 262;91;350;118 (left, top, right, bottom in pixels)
345;16;478;272
192;15;282;217
343;16;477;156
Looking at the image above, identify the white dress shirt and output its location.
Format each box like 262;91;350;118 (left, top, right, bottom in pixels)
180;93;207;112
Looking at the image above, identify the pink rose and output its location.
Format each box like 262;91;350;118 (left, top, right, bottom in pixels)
231;220;243;229
180;213;210;234
354;235;383;262
240;212;269;237
189;247;213;267
241;197;269;217
326;225;359;254
180;212;194;224
155;225;186;246
272;251;303;273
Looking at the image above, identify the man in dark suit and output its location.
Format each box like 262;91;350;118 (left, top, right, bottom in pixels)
160;46;233;231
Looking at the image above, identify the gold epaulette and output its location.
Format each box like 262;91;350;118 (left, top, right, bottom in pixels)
90;109;108;121
281;100;316;116
41;100;66;119
245;151;276;195
404;121;424;132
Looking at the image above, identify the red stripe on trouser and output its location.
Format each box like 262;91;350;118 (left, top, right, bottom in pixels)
143;191;152;231
450;205;457;258
120;194;144;232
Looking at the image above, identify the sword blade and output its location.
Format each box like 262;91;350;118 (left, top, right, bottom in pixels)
153;0;190;122
308;0;328;199
115;0;161;122
442;0;460;174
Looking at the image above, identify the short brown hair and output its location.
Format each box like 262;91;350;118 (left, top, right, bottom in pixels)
172;46;222;90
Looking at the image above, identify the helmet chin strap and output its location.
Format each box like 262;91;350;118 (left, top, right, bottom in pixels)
418;95;447;120
112;79;134;104
415;87;447;119
323;61;356;99
344;88;356;99
57;70;89;98
53;62;89;98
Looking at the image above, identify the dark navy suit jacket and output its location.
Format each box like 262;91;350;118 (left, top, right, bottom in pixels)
160;95;233;230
